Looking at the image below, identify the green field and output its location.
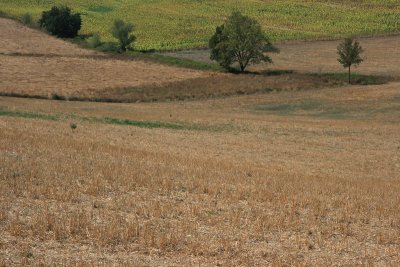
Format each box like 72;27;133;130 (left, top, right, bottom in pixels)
1;0;400;50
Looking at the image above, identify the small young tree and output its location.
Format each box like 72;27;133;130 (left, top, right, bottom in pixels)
112;19;136;52
209;12;278;72
39;6;81;38
337;38;364;84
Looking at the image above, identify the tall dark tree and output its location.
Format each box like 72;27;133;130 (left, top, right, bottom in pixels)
39;6;81;38
209;12;278;72
337;38;364;84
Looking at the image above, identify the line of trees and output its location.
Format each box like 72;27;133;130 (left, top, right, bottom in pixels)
35;6;364;83
209;11;364;82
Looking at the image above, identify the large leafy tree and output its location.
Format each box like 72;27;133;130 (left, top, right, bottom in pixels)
112;19;136;52
39;6;81;38
337;38;364;84
209;12;279;72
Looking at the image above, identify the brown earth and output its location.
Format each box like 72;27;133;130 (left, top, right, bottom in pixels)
1;83;399;266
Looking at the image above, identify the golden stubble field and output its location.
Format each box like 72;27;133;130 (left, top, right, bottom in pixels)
1;18;400;266
0;18;214;99
1;83;400;266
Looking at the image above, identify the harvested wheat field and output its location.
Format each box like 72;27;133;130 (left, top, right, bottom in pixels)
2;18;400;102
1;82;400;265
0;18;98;56
1;15;400;267
0;18;213;99
0;55;212;99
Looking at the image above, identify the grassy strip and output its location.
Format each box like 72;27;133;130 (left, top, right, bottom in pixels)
69;37;221;71
0;107;231;132
90;116;208;131
312;72;391;85
0;109;58;121
127;51;222;71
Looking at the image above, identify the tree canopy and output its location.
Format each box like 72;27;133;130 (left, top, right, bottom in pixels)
337;38;364;84
209;12;279;72
39;6;81;38
112;19;136;52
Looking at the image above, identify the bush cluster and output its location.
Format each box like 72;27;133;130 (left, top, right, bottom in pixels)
39;6;81;38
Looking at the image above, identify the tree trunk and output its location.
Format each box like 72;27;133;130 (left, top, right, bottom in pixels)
348;65;351;84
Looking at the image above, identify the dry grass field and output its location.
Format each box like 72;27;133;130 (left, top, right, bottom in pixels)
1;18;400;266
0;18;97;56
0;18;213;99
1;83;400;266
1;18;399;103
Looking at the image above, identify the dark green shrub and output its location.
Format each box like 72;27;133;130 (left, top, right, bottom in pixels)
70;123;77;131
39;6;81;38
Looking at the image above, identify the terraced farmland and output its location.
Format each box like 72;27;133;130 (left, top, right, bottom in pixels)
1;0;400;50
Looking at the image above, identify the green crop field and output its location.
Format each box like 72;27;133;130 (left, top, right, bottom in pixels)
1;0;400;50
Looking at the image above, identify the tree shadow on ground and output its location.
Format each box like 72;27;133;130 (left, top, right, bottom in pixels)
229;69;295;76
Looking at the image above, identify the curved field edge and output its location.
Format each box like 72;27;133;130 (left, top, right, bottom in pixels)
1;0;400;50
0;71;391;104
